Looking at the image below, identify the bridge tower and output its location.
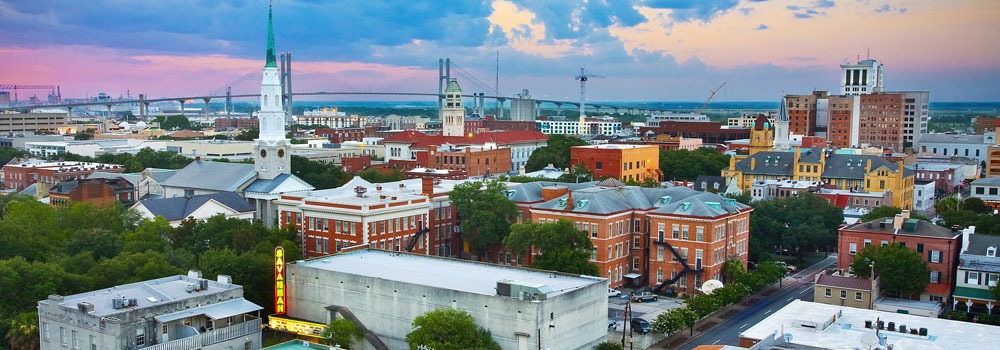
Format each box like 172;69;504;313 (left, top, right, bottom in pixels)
254;5;291;180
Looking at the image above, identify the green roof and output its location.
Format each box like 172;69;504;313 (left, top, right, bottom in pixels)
265;7;277;68
953;286;997;301
445;79;462;93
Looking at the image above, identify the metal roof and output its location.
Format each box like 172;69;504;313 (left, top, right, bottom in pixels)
159;160;256;192
135;192;254;221
154;298;262;323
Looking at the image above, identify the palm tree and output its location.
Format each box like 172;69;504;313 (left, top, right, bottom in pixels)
6;312;40;350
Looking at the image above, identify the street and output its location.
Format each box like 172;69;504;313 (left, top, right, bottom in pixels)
676;255;837;349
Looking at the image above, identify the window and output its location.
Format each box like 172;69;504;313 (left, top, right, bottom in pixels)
929;250;941;263
60;328;66;346
977;187;985;195
633;257;640;270
590;223;597;237
72;330;78;349
696;227;704;242
136;328;145;346
881;240;888;247
672;224;679;239
930;270;940;283
864;239;871;248
968;271;980;285
633;237;640;249
42;323;49;342
988;247;997;257
596;161;603;170
682;225;689;240
840;290;847;299
656;269;663;283
849;242;857;255
657;246;664;261
917;243;924;253
90;335;96;350
989;273;999;287
657;223;665;241
856;292;863;301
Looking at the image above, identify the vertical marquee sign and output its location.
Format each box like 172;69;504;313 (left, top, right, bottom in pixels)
274;246;286;314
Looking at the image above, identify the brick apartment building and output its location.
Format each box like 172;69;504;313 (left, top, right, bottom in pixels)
421;144;512;178
315;127;364;144
785;93;818;136
623;134;703;151
905;163;964;195
570;144;661;182
383;130;547;174
838;211;961;302
3;159;125;191
483;116;536;132
974;117;999;135
859;93;906;151
214;117;258;130
276;177;465;259
48;177;136;207
508;179;751;293
824;95;859;149
638;121;750;145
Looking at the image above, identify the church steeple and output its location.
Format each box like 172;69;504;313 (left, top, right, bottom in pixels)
265;6;277;68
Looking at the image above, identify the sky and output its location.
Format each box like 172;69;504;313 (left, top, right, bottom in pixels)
0;0;998;102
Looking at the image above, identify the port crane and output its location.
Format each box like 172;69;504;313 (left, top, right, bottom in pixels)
575;65;605;135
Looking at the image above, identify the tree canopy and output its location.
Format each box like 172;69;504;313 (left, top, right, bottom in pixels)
0;195;302;349
155;115;194;130
849;243;929;296
449;180;518;257
358;168;406;183
859;206;931;222
748;193;843;262
291;155;352;189
323;318;363;349
504;220;600;276
524;135;588;172
935;197;1000;235
659;148;730;181
405;309;500;350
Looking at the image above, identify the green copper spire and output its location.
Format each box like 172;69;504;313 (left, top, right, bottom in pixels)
265;5;277;68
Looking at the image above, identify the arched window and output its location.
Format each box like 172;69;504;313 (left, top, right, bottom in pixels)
274;95;279;106
263;97;267;106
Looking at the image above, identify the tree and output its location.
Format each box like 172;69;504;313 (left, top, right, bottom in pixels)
5;312;39;350
234;128;259;141
849;243;929;297
74;131;93;140
748;193;843;262
721;259;746;284
291;155;352;189
659;148;730;181
725;191;752;205
449;180;518;257
687;293;723;318
524;135;588;172
504;220;600;276
961;197;993;214
322;318;363;349
0;147;30;167
557;163;594;183
651;306;698;336
935;196;959;214
594;341;624;350
358;168;405;183
405;309;500;350
156;115;193;130
859;206;931;222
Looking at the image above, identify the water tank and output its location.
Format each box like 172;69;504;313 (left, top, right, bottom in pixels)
118;121;131;131
135;121;148;130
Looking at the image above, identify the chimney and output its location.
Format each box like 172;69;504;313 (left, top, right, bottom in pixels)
751;157;756;171
565;190;575;211
794;147;802;163
892;214;904;231
422;177;434;196
951;225;960;233
961;226;974;254
900;210;910;219
729;156;736;170
866;159;872;173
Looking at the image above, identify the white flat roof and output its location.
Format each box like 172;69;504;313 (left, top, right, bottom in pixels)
295;249;604;297
741;300;1000;349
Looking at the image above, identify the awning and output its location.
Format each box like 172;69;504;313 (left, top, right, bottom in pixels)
623;273;642;279
953;286;998;302
154;298;263;323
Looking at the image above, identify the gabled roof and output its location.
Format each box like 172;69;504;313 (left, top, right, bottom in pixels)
965;234;1000;257
244;173;314;194
815;274;872;291
693;175;726;192
732;148;904;180
531;185;749;217
844;217;958;238
505;181;597;203
159;160;257;192
88;171;141;187
382;130;548;149
135;192;253;221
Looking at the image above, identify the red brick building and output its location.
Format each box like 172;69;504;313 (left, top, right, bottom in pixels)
838;211;961;302
859;93;905;151
421;144;511;178
905;163;963;194
508;179;751;292
786;93;818;136
570;144;661;182
3;159;125;191
276;177;464;259
214;117;258;130
639;121;750;145
483;116;536;132
48;177;136;207
341;155;371;174
315;128;365;143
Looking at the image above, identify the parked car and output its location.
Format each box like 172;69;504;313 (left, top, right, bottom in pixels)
776;261;797;272
630;318;652;334
608;319;617;330
608;288;622;298
631;291;658;303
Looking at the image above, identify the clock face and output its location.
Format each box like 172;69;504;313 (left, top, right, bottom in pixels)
260;149;267;158
278;149;285;158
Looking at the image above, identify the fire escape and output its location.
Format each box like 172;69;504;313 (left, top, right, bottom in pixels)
652;239;703;293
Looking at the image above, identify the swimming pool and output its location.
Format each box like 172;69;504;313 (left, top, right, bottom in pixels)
264;339;340;350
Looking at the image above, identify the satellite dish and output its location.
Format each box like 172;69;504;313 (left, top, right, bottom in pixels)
701;279;724;294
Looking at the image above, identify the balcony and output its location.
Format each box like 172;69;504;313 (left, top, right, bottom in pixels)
143;318;261;350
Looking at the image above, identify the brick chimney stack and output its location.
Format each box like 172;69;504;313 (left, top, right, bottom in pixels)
422;177;434;196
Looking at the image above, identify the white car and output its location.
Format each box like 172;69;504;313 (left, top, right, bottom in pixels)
608;289;622;298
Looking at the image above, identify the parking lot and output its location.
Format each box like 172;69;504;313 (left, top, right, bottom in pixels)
607;293;686;331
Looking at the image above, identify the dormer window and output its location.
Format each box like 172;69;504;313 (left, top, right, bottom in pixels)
659;196;671;204
706;202;721;210
558;198;567;207
988;246;997;258
681;202;691;211
577;199;589;208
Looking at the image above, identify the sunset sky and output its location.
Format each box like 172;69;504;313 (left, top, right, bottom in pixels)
1;0;997;102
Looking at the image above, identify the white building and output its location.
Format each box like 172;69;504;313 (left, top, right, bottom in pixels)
953;228;999;315
131;192;256;227
296;108;366;128
889;91;930;149
509;89;537;121
970;177;1000;208
840;58;884;95
537;116;621;136
919;132;996;163
441;79;465;137
913;180;936;212
281;249;608;350
37;271;262;350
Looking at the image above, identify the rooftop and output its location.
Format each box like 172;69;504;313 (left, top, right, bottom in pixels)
905;163;964;171
920;133;994;145
741;300;1000;350
284;176;473;205
135;192;254;221
43;274;244;317
159;160;256;192
294;249;603;297
844;217;960;239
573;144;656;150
972;177;1000;186
815;274;872;291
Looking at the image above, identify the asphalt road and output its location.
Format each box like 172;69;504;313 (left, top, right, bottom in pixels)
677;255;837;349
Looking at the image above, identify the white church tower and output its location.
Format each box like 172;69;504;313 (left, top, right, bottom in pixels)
254;5;291;180
773;96;791;152
441;78;465;137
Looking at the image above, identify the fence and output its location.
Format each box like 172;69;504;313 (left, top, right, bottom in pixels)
142;318;262;350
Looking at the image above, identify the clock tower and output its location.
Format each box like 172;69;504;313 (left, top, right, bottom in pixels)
254;5;291;180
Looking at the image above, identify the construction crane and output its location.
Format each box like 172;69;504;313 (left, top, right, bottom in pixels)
696;82;726;114
0;84;60;104
575;65;605;135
